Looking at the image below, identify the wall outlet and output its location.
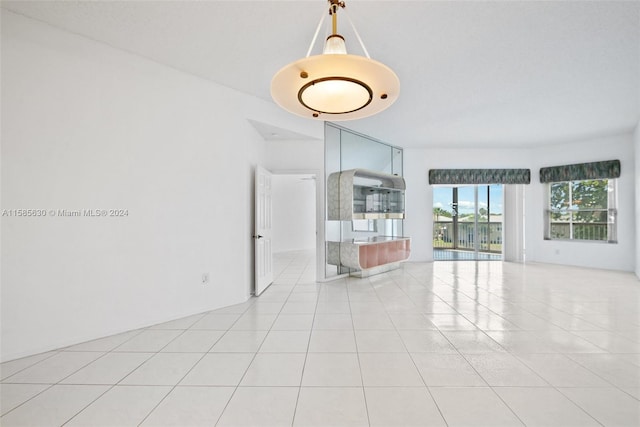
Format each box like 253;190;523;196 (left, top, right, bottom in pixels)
202;273;210;284
555;249;560;255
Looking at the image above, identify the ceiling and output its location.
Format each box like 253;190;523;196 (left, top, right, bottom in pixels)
3;0;639;148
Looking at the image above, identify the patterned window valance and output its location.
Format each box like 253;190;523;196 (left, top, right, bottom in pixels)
539;160;620;183
428;169;531;185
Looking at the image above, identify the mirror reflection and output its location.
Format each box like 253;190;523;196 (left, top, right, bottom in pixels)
324;123;405;278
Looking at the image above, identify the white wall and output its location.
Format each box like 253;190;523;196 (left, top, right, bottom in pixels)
271;175;316;253
404;132;635;271
265;139;324;172
0;11;321;361
634;121;640;278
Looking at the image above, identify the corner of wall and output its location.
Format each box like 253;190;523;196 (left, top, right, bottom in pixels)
634;120;640;279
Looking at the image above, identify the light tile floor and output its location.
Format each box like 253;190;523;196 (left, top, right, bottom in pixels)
1;251;639;426
433;249;502;261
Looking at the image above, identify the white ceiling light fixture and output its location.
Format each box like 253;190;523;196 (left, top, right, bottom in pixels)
271;0;399;121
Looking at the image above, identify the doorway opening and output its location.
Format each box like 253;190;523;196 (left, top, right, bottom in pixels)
254;170;318;296
433;185;503;261
271;173;317;284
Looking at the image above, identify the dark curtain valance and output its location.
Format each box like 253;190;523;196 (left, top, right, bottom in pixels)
539;160;620;183
428;169;531;185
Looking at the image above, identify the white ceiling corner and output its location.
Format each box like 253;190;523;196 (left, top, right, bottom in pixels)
248;119;322;141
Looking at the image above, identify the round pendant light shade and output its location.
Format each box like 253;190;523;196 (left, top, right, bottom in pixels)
271;53;399;121
270;0;399;121
299;76;372;114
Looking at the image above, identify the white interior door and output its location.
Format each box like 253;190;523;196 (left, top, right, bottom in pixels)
254;166;273;296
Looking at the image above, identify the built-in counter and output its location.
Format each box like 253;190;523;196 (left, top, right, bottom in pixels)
327;236;411;277
327;169;409;277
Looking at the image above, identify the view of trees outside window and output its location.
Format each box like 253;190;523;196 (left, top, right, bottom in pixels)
433;185;503;253
548;179;614;241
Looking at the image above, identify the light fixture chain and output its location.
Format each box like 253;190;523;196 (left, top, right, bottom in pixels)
342;7;370;59
306;8;328;58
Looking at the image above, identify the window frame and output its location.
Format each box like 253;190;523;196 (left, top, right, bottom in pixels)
544;178;617;243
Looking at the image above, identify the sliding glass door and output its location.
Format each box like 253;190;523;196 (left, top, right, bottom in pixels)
433;185;503;260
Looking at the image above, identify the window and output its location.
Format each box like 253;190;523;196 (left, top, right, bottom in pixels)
352;219;377;232
545;179;617;242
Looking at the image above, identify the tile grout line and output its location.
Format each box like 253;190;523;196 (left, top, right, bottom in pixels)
134;315;244;426
400;266;527;427
1;327;153;419
388;269;456;427
3;255;638;426
0;350;62;382
214;252;305;427
63;310;244;425
347;275;372;427
291;260;322;427
409;266;611;426
561;352;640;400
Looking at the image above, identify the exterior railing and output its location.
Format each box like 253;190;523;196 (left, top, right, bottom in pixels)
433;221;502;253
549;222;608;241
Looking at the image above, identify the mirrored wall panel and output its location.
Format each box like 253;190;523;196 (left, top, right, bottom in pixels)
324;123;405;279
